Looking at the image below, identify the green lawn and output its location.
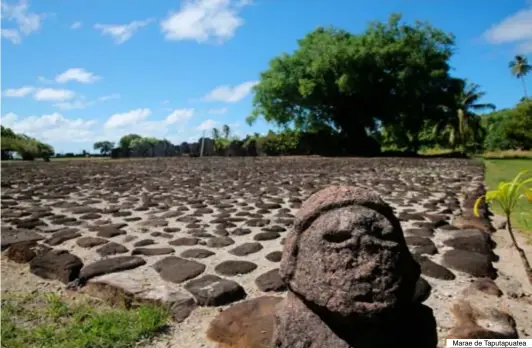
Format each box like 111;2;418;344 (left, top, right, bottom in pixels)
483;158;532;236
1;293;169;348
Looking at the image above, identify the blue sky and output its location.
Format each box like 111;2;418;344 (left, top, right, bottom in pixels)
1;0;531;154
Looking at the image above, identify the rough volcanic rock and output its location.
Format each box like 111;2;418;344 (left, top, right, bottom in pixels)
96;242;129;257
132;247;174;256
255;268;286;292
153;256;206;284
76;236;109;248
5;241;51;263
215;260;257;276
29;249;83;284
180;248;215;259
229;242;263;256
79;256;146;282
442;249;497;279
184;274;246;306
1;229;44;250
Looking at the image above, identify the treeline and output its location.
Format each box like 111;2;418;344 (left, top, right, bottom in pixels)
1;126;54;161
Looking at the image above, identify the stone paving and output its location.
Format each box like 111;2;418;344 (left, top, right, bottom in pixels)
1;156;509;344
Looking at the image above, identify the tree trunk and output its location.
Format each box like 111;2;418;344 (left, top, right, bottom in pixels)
506;214;532;285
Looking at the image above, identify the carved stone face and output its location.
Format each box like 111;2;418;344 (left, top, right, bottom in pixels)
280;186;419;319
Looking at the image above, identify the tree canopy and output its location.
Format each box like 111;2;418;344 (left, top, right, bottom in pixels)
247;13;457;152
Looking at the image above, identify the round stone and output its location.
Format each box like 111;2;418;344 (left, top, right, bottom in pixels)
215;260;258;276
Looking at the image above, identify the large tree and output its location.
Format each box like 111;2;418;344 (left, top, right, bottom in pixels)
247;13;455;152
509;55;531;100
93;141;115;155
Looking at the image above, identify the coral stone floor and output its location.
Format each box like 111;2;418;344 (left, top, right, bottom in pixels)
1;157;531;347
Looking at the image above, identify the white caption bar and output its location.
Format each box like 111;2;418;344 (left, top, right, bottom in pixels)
446;339;532;348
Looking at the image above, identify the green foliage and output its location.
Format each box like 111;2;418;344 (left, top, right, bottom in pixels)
1;292;169;348
118;134;142;149
483;99;532;151
248;13;456;153
1;126;55;160
93;141;115;155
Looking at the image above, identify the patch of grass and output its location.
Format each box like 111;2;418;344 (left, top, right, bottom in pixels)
483;159;532;236
483;149;532;159
1;292;170;348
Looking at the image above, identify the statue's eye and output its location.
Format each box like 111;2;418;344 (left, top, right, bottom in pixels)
323;230;351;243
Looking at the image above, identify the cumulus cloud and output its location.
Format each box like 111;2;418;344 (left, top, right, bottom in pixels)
160;0;250;43
197;118;218;130
0;112;96;142
70;21;82;29
2;86;35;97
165;108;194;123
202;80;258;103
208;107;228;114
104;108;152;129
1;0;46;44
33;88;76;102
483;6;532;53
94;18;153;44
55;94;121;110
55;68;101;84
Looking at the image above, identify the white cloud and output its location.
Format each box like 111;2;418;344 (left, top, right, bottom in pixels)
165;108;194;124
1;112;19;126
1;28;22;44
104;108;152;128
160;0;250;43
483;6;532;53
94;18;153;44
33;88;75;102
2;86;35;97
208;107;228;114
55;68;101;84
98;94;120;102
197;119;218;130
54;94;120;111
1;112;96;142
1;0;46;44
202;80;258;103
37;76;54;84
71;21;82;29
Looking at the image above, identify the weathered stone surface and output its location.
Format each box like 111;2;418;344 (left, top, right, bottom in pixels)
153;256;205;283
442;249;497;278
463;278;503;297
45;229;81;246
443;231;495;260
180;248;215;259
414;255;456;280
206;237;235;248
447;300;518;339
1;229;44;250
280;186;420;317
207;296;282;348
265;251;282;262
84;271;196;323
132;247;174;256
96;242;129;257
30;249;83;284
169;237;199;246
5;241;51;263
255;268;286;292
406;236;438;256
79;256;146;282
229;242;263;256
253;232;280;241
215;260;257;276
184;274;246;306
76;236;108;248
133;239;155;247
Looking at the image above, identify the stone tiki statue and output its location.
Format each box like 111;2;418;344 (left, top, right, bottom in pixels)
273;185;435;348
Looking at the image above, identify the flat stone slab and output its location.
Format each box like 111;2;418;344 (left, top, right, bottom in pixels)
153;256;206;284
84;270;196;322
1;229;44;249
184;274;246;306
79;256;146;282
